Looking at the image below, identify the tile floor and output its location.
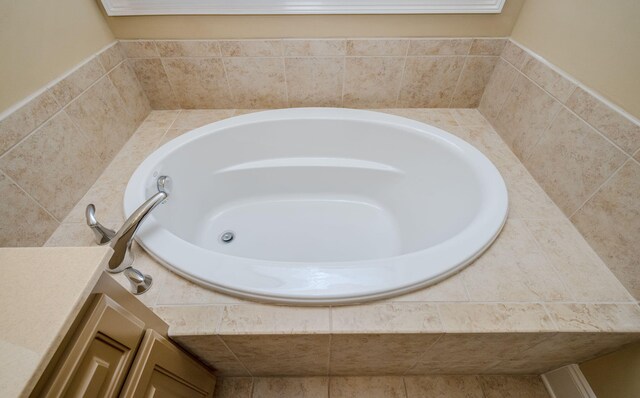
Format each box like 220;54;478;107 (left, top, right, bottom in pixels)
213;375;550;398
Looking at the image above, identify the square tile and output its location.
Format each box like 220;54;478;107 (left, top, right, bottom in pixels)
155;40;221;57
0;172;58;246
220;40;283;57
469;39;507;56
163;58;233;108
108;61;151;124
524;108;626;215
0;112;101;220
50;57;105;107
173;335;250;376
450;57;498;108
252;377;328;398
404;375;484;398
398;57;465;107
478;59;519;123
0;90;60;155
283;39;346;56
478;376;549;398
224;58;287;108
346;39;408;56
221;334;330;376
219;304;330;334
98;42;126;71
461;219;571;302
65;77;139;164
495;74;562;159
567;87;640;155
571;160;640;299
129;58;180;109
521;57;576;102
285;57;343;107
120;40;160;58
213;377;252;398
438;303;556;333
523;218;632;302
330;334;440;375
408;39;472;56
330;376;406;398
343;57;404;108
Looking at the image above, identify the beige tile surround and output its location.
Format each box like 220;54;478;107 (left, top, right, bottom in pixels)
1;35;638;379
0;37;503;248
0;42;151;246
45;108;640;377
122;38;505;110
213;375;550;398
479;40;640;300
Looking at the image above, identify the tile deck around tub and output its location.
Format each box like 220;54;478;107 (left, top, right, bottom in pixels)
46;109;640;376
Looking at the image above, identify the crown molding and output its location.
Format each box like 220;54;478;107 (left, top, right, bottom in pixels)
100;0;505;16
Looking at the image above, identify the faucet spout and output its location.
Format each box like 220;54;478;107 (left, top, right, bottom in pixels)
106;191;167;273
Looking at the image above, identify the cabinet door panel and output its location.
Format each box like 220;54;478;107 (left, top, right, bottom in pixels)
121;330;216;398
36;294;145;397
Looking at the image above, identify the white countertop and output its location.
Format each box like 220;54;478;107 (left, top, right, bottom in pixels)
0;247;112;397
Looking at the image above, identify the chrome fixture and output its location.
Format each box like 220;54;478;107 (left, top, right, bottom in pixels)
220;231;235;243
86;176;170;295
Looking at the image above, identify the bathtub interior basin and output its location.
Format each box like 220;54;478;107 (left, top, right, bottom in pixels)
125;108;508;304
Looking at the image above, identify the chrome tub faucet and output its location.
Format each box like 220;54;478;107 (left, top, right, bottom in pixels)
86;176;170;295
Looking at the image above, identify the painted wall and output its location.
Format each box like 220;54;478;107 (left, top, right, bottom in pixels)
101;0;524;39
0;0;115;113
580;342;640;398
511;0;640;119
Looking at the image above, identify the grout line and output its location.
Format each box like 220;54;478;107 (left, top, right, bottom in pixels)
327;333;333;377
340;57;347;107
216;335;254;377
540;303;561;332
126;54;497;60
568;159;629;220
219;58;237;108
0;169;61;224
489;60;520;125
394;51;409;107
447;56;468;108
159;57;182;108
282;57;290;107
508;38;640;128
520;100;562;164
505;57;633;158
558;98;632;157
0;55;129;159
402;333;444;376
402;375;409;398
520;221;577;304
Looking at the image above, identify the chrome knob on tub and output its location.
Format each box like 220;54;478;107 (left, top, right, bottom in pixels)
85;176;170;295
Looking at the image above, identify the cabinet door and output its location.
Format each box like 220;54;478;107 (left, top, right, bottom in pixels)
120;330;216;398
36;294;146;397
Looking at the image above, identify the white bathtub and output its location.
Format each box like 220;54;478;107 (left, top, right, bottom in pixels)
125;108;508;304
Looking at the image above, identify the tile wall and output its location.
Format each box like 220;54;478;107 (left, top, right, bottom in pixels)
0;37;505;247
0;42;150;246
479;40;640;300
122;38;505;110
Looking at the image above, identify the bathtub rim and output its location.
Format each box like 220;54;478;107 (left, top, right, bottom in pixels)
124;108;509;304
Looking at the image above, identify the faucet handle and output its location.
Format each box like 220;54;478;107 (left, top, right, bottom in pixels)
123;267;153;295
86;204;116;245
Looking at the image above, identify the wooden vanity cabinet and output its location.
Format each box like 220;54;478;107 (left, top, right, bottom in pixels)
32;281;215;398
120;330;216;397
